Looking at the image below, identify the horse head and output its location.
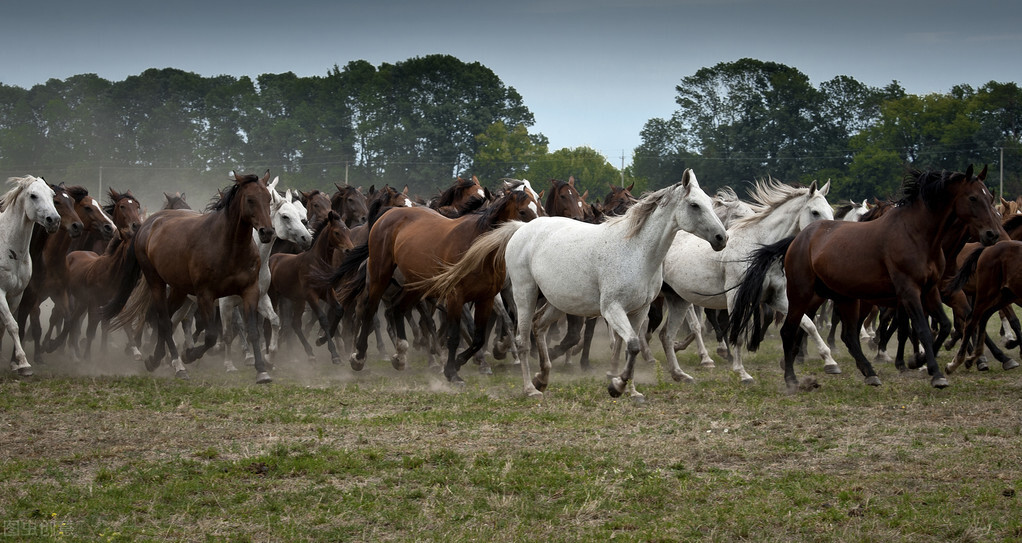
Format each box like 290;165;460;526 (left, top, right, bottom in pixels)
544;177;585;220
228;170;274;244
332;183;368;228
798;179;834;231
19;176;60;234
50;183;84;238
271;187;313;250
673;169;727;251
107;188;144;235
951;164;1004;246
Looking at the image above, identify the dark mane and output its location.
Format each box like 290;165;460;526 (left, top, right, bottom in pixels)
435;177;479;208
834;202;854;218
103;189;135;215
65;185;90;203
899;169;955;209
1001;213;1022;233
474;189;529;231
208;174;260;213
310;210;341;245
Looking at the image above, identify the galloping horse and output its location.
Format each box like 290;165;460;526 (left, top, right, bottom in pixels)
0;176;60;375
269;210;353;363
336;184;543;381
769;166;1002;390
17;183;83;364
435;170;726;398
659;177;837;384
102;171;276;383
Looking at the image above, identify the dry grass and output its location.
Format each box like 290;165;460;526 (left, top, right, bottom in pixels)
1;324;1021;541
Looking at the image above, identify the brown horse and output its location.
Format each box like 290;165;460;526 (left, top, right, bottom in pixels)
15;183;84;363
65;227;137;360
334;184;544;381
429;176;489;218
543;177;585;221
102;171;275;383
772;166;1003;389
163;191;191;210
330;184;368;228
947;241;1022;373
269;210;354;363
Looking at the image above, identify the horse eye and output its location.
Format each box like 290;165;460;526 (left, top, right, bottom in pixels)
812;210;820;216
969;196;978;202
282;216;291;222
30;194;38;200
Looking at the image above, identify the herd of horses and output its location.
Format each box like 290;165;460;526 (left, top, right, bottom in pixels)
1;164;1018;398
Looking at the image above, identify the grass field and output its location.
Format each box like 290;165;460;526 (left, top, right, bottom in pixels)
1;325;1021;542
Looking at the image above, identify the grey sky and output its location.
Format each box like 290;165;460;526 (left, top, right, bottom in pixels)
2;0;1020;167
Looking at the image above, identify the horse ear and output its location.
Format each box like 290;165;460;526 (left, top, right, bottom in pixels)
819;179;831;196
472;175;480;184
568;176;575;187
807;180;818;195
581;189;589;201
978;164;988;181
269;176;279;191
626;182;634;193
260;170;271;184
538;190;545;200
402;185;409;195
965;164;975;180
229;170;238;180
368;185;376;195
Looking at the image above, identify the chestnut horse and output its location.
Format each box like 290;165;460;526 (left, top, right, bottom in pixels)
102;171;275;383
774;166;1002;390
335;184;544;381
429;176;488;218
269;210;353;364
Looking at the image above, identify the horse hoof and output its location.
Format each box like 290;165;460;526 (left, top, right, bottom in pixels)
224;365;238;373
864;375;882;386
1004;360;1020;371
144;356;160;372
175;370;190;380
740;376;755;385
699;359;716;369
391;355;405;371
931;376;949;389
631;394;647;405
16;366;34;377
331;356;342;365
527;389;543;399
977;359;990;372
256;372;272;384
349;354;365;372
824;364;842;375
608;377;625;398
532;375;548;392
672;370;695;383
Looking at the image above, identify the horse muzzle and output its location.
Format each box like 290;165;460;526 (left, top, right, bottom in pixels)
710;232;728;252
257;227;274;244
980;229;1000;246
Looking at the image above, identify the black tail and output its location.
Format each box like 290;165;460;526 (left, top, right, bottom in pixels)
948;245;986;294
727;236;795;350
100;236;141;321
324;242;369;288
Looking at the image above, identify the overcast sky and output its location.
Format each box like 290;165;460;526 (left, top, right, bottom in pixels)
2;0;1020;168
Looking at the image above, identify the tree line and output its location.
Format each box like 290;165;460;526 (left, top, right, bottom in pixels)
0;55;1019;206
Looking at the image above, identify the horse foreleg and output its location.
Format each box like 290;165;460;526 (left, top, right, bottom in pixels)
243;297;272;384
309;297;341;365
0;294;31;376
578;317;598;371
606;306;647;401
798;314;840;374
529;303;563;393
512;285;543;398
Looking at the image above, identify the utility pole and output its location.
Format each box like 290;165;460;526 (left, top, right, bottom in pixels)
345;161;349;185
98;165;103;197
620;150;625;185
1000;146;1005;200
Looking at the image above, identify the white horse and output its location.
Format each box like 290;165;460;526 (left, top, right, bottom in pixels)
218;179;312;369
0;176;60;375
658;177;839;384
454;169;726;398
836;198;870;222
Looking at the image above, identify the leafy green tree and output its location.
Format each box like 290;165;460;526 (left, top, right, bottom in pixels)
525;146;620;197
472;121;548;183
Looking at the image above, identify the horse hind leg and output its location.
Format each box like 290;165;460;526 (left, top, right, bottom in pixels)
0;296;31;376
607;308;648;402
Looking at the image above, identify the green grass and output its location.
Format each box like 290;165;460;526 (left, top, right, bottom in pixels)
2;332;1022;542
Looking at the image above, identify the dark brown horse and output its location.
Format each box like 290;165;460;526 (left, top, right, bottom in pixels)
330;184;368;228
16;183;84;363
65;227;137;360
269;210;354;364
543;177;585;221
767;166;1003;389
163;191;191;210
102;171;276;383
429;176;489;218
335;184;544;381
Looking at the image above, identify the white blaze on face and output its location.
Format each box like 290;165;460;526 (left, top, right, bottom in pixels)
528;201;538;217
62;192;69;199
96;199;117;230
577;201;582;209
477;188;485;199
404;199;414;207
